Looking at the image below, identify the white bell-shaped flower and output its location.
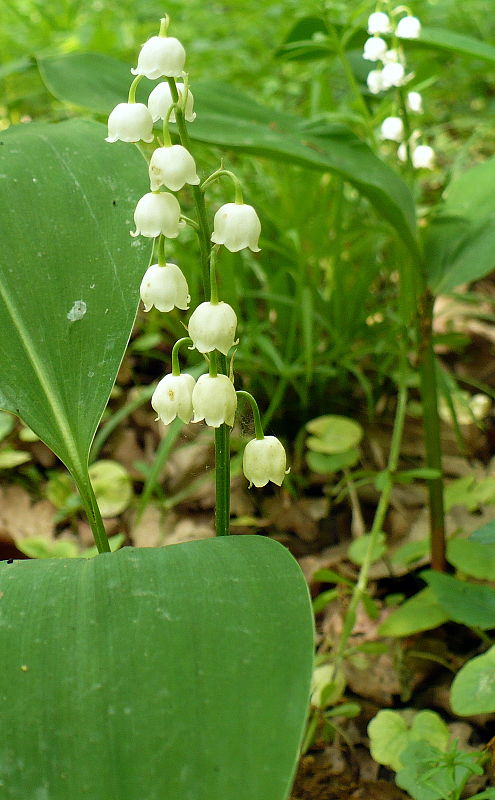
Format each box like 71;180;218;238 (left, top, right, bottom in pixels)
131;35;186;79
382;48;399;63
106;103;154;143
412;144;435;170
367;69;385;94
242;436;289;488
380;116;404;142
131;192;185;238
149;145;200;192
367;11;392;34
407;91;423;113
140;263;190;312
381;62;406;88
363;37;387;62
396;16;421;39
151;372;196;425
188;301;237;356
148;81;196;123
211;203;261;252
192;374;237;428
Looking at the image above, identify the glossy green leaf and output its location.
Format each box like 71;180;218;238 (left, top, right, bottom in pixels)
306;414;363;454
451;645;495;716
0;536;314;800
378;588;449;637
0;119;149;480
447;537;495;580
37;53;418;254
368;709;449;773
415;26;495;65
422;570;495;629
425;157;495;292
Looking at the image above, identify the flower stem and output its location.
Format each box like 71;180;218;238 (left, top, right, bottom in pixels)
201;168;244;203
209;244;220;304
167;77;210;295
418;288;446;571
128;74;143;104
171;336;192;376
74;469;111;553
215;353;231;536
236;390;264;440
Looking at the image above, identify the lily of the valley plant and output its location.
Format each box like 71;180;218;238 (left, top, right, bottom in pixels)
106;15;289;533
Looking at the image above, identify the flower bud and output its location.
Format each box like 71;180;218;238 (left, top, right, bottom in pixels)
106;103;154;143
367;11;392;34
381;62;406;89
148;81;196;123
211;203;261;253
149;145;200;192
140;263;190;312
151;372;196;424
131;35;186;79
363;37;387;62
192;374;237;428
396;16;421;39
131;192;185;238
366;69;385;94
380;116;404;142
407;91;423;113
188;301;237;356
412;144;435;170
242;436;289;488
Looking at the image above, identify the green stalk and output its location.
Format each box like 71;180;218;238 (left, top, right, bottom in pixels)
334;351;408;670
167;77;210;295
73;469;110;553
418;288;446;571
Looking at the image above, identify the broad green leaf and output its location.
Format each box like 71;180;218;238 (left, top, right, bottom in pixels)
425;158;495;292
415;26;495;65
368;709;449;774
0;120;149;480
0;536;314;800
451;645;495;716
378;588;449;637
306;447;360;473
423;570;495;629
447;537;495;580
396;741;467;800
306;414;363;454
37;53;418;254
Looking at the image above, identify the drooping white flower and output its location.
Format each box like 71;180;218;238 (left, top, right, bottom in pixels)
148;81;196;123
149;145;200;192
131;35;186;79
381;61;406;88
407;91;423;113
192;374;237;428
242;436;289;488
380;116;404;142
151;372;196;424
367;11;392;34
131;192;185;238
140;263;190;312
396;15;421;39
211;203;261;252
106;103;154;143
412;144;435;169
363;36;388;62
367;69;385;94
188;301;237;356
382;48;399;63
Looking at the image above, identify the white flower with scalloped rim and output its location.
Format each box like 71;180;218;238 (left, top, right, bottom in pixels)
106;103;154;143
192;374;237;428
367;11;392;34
188;301;237;356
412;144;435;169
148;81;196;123
242;436;289;488
367;69;385;94
149;145;200;192
211;203;261;252
380;116;404;142
407;91;423;113
152;372;196;425
131;192;185;238
396;16;421;39
381;62;406;88
131;35;186;79
363;37;388;62
140;263;190;312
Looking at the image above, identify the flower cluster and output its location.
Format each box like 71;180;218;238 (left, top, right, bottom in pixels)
364;7;435;170
106;17;288;494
